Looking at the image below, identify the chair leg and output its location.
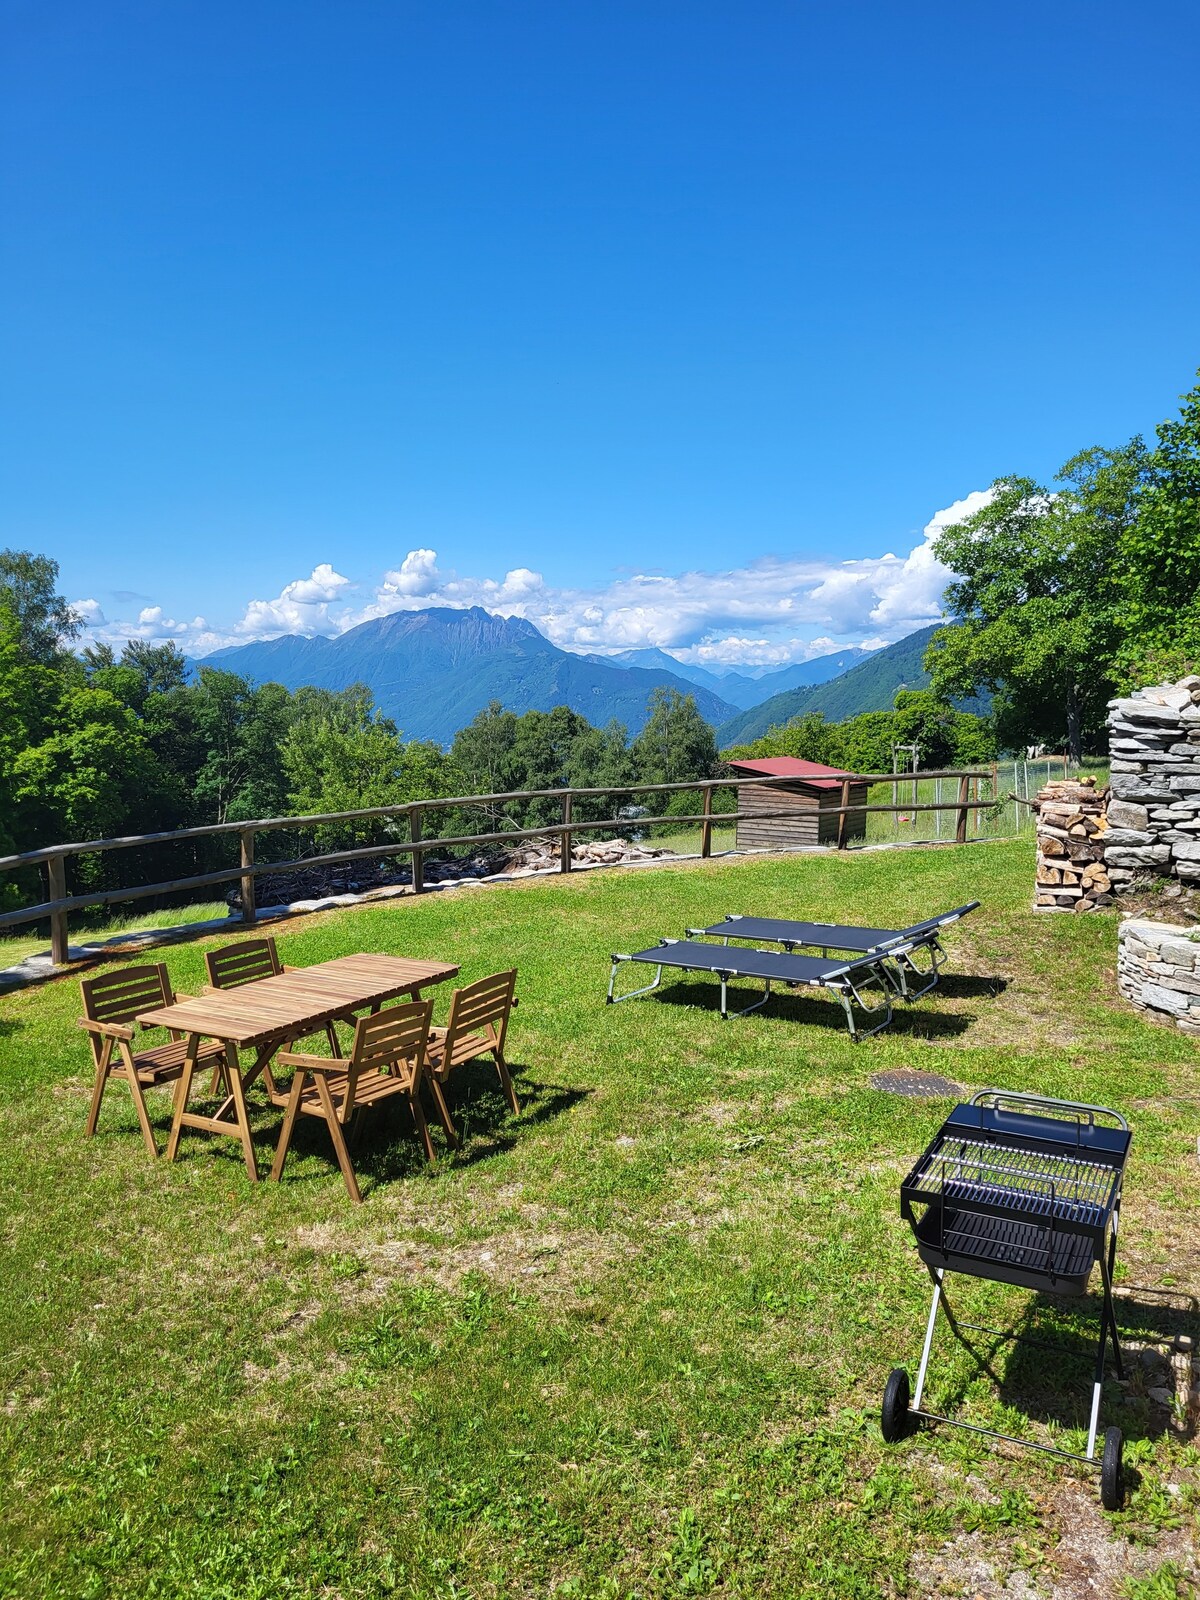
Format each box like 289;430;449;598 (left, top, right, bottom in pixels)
409;1094;437;1166
165;1040;199;1163
427;1075;459;1148
84;1040;113;1138
324;1021;341;1055
269;1071;307;1183
120;1044;160;1157
313;1074;362;1203
494;1049;520;1116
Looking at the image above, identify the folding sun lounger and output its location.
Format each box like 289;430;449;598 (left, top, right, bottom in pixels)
685;902;979;1001
606;938;915;1038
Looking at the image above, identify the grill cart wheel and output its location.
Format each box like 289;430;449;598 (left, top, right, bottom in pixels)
1100;1427;1124;1511
881;1367;911;1443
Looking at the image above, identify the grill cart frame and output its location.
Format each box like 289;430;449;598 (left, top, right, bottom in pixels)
882;1089;1131;1510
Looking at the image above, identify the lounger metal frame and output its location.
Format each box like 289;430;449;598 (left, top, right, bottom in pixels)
686;902;979;1002
607;938;911;1038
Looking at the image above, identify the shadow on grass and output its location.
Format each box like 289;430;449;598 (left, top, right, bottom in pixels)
917;1278;1198;1452
641;979;975;1039
934;973;1009;1000
264;1062;591;1190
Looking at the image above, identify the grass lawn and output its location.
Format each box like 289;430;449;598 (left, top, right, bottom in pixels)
1;837;1197;1599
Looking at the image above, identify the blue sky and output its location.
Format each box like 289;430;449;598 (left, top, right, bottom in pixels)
2;0;1198;665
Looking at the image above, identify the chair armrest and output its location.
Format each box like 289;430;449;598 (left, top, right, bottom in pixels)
276;1051;346;1071
78;1017;134;1042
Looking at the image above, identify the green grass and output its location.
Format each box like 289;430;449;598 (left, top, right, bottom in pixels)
1;838;1198;1598
0;900;231;968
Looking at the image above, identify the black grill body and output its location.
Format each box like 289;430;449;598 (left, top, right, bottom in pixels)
901;1102;1130;1295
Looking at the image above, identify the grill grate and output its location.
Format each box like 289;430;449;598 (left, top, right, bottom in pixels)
909;1135;1119;1228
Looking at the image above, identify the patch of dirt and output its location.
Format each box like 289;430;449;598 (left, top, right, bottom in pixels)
911;1530;1046;1596
1046;1482;1198;1599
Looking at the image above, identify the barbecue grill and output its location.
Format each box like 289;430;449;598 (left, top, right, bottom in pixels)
882;1089;1131;1509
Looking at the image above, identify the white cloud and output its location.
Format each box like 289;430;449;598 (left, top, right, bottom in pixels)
76;492;987;667
71;598;105;624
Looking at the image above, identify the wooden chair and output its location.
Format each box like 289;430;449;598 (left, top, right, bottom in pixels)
79;964;228;1157
204;936;342;1065
269;999;447;1202
425;969;520;1118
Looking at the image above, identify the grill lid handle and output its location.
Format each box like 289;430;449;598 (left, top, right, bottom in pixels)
969;1088;1128;1133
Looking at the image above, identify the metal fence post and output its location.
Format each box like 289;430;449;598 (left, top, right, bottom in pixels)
560;791;573;872
240;829;257;926
47;852;69;966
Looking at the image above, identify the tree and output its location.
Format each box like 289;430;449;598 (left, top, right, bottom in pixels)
189;668;291;824
924;477;1119;763
630;688;718;789
0;550;81;664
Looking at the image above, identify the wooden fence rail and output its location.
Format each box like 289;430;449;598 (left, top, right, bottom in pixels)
0;768;996;968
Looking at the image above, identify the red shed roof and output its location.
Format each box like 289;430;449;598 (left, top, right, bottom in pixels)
724;756;857;790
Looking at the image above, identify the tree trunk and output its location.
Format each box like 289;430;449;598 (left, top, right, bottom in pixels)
1066;685;1083;769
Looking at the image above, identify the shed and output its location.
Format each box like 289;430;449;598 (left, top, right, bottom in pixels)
725;757;868;849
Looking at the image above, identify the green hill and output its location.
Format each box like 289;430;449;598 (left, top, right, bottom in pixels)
717;624;948;745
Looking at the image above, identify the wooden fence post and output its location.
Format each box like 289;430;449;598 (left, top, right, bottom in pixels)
410;806;424;895
239;829;257;927
47;852;69;966
560;791;573;872
955;774;970;843
700;784;714;858
837;780;851;849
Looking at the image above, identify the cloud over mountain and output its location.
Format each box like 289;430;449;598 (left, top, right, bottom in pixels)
74;492;985;667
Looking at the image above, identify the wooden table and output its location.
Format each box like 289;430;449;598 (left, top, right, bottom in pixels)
138;953;460;1180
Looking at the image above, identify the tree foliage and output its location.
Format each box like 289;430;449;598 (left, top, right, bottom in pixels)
926;371;1200;756
723;688;995;773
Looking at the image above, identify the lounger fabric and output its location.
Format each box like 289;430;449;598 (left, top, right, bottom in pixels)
693;902;979;953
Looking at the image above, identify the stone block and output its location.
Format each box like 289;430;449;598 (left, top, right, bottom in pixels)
1172;838;1200;860
1110;773;1175;803
1109;699;1183;722
1104;845;1171;867
1140;982;1192;1016
1169;776;1200;792
1102;828;1154;847
1107;800;1149;830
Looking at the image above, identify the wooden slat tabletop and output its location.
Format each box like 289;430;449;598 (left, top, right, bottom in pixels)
138;953;459;1046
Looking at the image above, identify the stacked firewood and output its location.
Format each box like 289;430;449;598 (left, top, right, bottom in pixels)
1033;777;1112;911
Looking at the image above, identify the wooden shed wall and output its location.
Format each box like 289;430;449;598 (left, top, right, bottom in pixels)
734;781;869;850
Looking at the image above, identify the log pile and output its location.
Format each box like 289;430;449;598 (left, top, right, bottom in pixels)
1106;675;1200;892
1033;777;1112;911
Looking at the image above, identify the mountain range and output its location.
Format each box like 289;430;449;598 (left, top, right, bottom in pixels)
196;607;946;747
715;624;978;745
201;608;740;745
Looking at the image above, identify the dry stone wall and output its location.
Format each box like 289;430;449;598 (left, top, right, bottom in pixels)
1117;918;1200;1035
1106;675;1200;894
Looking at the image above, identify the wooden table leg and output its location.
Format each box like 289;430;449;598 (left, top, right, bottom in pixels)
223;1042;260;1182
166;1033;201;1162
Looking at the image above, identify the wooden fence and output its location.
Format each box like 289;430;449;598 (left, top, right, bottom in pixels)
0;768;996;968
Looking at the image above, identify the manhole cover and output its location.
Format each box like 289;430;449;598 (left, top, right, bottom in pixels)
870;1070;962;1099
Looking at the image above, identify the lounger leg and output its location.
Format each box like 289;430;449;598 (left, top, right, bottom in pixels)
720;977;772;1020
837;970;894;1041
607;959;664;1005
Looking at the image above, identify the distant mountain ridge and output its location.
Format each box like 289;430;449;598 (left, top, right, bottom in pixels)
586;643;879;709
717;624;981;745
199;607;741;745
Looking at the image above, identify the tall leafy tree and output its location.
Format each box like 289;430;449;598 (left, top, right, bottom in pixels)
0;550;81;664
631;687;718;788
925;477;1118;763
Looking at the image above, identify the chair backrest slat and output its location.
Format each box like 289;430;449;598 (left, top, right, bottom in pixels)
81;963;172;1026
445;970;516;1051
347;1000;433;1109
205;937;283;990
